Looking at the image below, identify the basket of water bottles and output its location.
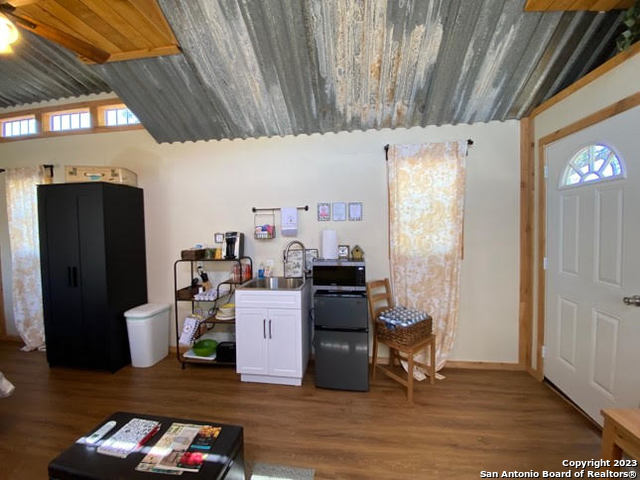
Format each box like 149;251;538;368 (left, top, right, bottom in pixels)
375;306;432;346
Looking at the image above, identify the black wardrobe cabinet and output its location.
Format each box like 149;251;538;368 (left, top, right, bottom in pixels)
37;182;148;372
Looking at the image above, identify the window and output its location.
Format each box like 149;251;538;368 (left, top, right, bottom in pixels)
104;107;139;126
49;110;91;132
1;116;37;138
0;99;143;143
560;144;624;187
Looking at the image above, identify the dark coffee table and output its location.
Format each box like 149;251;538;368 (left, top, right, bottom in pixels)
49;412;245;479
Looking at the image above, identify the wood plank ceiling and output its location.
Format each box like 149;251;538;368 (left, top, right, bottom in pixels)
1;0;179;63
525;0;634;10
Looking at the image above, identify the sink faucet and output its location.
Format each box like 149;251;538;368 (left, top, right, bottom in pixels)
283;240;306;278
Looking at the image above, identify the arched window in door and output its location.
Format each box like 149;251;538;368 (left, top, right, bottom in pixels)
560;144;625;187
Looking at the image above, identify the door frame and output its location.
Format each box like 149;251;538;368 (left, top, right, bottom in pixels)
534;91;640;380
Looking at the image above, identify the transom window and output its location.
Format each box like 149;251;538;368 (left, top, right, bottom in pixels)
2;116;37;138
104;107;139;127
1;99;144;143
50;110;91;132
561;144;624;187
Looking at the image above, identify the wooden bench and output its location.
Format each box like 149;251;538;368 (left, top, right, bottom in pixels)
601;408;640;462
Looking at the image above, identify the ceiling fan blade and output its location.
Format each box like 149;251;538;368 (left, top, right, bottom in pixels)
0;4;110;63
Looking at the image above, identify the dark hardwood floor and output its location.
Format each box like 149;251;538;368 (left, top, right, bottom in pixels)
0;341;601;479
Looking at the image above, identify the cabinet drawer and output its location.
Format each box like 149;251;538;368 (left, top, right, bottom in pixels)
236;290;301;309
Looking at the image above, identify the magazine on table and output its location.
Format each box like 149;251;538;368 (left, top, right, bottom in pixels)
96;418;161;459
135;422;221;474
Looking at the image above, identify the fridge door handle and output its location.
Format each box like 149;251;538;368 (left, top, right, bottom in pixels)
67;267;72;287
71;266;78;287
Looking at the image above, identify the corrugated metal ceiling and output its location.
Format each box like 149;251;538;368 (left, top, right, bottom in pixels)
0;1;623;143
0;30;110;107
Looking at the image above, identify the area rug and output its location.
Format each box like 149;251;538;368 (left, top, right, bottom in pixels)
249;462;315;480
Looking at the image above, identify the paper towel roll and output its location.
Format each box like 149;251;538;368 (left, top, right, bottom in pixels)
321;229;338;259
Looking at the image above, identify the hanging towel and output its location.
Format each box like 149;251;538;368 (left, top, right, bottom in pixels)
281;207;298;236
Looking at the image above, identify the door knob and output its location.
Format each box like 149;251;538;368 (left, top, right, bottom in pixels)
622;295;640;306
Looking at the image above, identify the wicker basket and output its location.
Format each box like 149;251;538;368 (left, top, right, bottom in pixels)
181;249;205;260
375;315;432;347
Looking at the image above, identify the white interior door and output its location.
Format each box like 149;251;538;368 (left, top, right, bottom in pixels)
545;105;640;425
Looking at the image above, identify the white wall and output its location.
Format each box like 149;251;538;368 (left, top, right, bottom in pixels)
0;104;520;363
531;54;640;368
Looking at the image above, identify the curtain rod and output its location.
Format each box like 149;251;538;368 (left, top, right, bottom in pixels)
384;139;473;161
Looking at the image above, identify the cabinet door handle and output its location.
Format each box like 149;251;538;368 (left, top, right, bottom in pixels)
263;319;266;339
268;319;272;339
72;266;78;287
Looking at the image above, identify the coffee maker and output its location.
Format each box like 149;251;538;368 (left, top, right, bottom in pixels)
224;232;244;259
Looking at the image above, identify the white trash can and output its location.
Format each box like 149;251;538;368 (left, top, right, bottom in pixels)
124;303;171;368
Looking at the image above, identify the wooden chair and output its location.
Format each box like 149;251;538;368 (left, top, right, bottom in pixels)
367;279;436;403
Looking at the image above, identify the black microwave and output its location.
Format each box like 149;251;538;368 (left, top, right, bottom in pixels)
311;260;366;291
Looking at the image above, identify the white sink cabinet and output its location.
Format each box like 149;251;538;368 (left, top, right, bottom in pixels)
235;281;310;386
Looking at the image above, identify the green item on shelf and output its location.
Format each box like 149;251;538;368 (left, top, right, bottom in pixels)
192;339;218;357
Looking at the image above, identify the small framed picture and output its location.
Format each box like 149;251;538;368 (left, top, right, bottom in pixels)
317;203;330;221
337;244;350;259
332;202;346;221
305;248;319;273
348;202;363;221
214;233;224;243
284;249;304;277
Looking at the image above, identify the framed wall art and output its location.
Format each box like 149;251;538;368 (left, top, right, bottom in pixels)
332;202;346;221
284;249;304;277
305;248;319;274
317;203;330;221
348;202;362;221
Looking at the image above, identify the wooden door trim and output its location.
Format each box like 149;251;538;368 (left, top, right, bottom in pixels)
531;41;640;118
519;117;535;369
534;91;640;381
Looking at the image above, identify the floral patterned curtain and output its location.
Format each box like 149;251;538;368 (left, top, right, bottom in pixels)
387;141;466;372
5;167;46;351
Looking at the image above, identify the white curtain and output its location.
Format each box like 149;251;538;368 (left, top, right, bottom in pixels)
5;167;46;351
387;141;466;372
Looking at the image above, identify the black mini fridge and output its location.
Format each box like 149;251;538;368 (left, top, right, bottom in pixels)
313;291;369;391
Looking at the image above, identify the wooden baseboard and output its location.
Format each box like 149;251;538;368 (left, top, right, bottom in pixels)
444;361;524;371
168;348;524;373
373;357;524;371
526;365;544;381
0;334;22;343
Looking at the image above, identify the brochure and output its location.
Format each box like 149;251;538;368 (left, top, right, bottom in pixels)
135;423;221;475
96;418;161;459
